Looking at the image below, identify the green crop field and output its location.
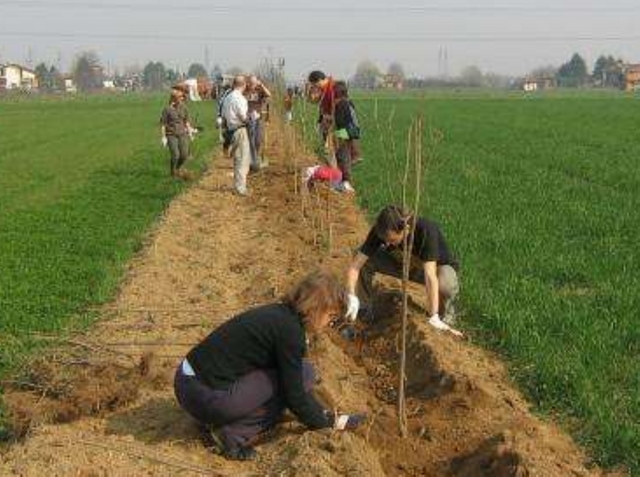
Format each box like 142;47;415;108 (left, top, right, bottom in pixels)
325;90;638;472
0;94;216;423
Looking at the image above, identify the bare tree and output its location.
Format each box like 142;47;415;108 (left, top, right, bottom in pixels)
187;63;208;78
352;60;381;89
143;62;167;91
459;65;484;87
73;51;104;92
388;62;406;80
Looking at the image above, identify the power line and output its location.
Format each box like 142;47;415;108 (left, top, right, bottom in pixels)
1;31;640;43
2;1;640;13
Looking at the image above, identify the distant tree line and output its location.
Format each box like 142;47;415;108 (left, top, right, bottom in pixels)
525;53;627;89
348;53;630;91
32;51;246;93
349;60;511;89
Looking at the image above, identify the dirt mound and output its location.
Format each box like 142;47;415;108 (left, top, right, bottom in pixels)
450;432;528;477
0;119;624;476
261;429;385;476
2;352;168;439
318;287;610;476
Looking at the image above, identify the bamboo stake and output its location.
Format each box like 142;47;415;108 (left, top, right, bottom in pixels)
398;121;413;438
398;115;426;438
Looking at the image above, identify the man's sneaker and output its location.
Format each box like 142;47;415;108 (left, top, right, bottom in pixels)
342;181;355;193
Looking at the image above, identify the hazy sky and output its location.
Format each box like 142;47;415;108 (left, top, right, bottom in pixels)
1;0;639;80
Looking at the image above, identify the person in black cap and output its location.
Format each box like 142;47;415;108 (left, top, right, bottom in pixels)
345;205;462;336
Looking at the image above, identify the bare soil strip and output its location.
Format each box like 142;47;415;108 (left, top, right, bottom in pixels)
0;124;624;476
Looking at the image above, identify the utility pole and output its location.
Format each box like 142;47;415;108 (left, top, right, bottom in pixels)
26;46;34;68
204;46;211;74
443;47;449;79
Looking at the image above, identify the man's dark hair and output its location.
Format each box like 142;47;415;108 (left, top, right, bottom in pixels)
308;70;326;84
334;80;348;99
374;205;411;239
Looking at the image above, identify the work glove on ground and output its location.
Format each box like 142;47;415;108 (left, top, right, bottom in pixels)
345;294;360;322
161;136;168;148
334;413;367;431
428;313;464;338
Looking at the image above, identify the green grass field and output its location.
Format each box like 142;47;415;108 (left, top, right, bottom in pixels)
334;90;639;472
2;89;638;472
0;94;216;428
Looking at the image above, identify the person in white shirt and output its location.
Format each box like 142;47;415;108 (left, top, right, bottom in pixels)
221;75;251;196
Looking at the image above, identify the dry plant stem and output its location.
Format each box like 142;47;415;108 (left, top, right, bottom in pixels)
325;183;332;252
398;115;426;438
93;305;245;314
385;108;402;204
373;100;399;205
76;439;240;477
397;120;413;438
30;336;137;362
292;127;299;196
365;406;385;443
100;341;194;347
312;186;325;242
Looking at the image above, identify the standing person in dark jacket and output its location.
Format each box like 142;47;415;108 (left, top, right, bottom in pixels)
160;88;194;178
174;270;366;461
333;81;361;193
244;75;272;171
344;205;463;336
307;70;336;148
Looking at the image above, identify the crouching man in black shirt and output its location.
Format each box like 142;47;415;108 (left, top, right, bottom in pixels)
345;205;462;334
174;270;366;461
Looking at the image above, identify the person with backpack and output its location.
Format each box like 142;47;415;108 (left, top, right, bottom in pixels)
174;270;366;461
216;83;233;153
344;205;462;336
333;81;361;193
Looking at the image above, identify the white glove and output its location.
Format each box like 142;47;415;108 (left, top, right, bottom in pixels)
161;136;168;147
216;116;223;129
345;294;360;322
302;165;320;186
334;413;366;430
428;313;464;337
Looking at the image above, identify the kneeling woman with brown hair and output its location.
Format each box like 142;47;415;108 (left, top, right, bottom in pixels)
174;270;366;461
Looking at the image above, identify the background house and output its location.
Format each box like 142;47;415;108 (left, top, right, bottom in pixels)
381;73;404;90
0;63;38;90
624;64;640;91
